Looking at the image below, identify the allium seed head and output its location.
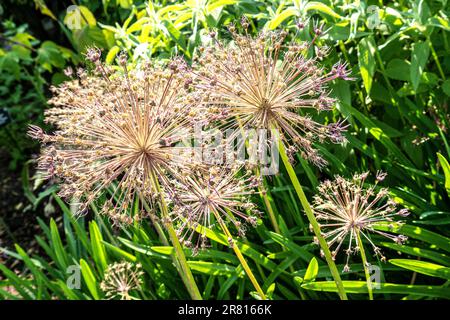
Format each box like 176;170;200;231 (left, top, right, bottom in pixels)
194;30;349;167
170;165;261;253
100;262;143;300
29;57;202;224
312;172;409;270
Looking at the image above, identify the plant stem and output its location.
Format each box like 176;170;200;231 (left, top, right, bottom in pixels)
356;230;374;300
261;192;280;233
139;194;170;246
427;36;445;80
235;116;281;233
212;209;267;299
278;141;348;300
165;221;203;300
255;167;281;234
151;176;202;300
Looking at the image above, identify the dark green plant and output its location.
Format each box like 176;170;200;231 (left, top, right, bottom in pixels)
0;19;77;169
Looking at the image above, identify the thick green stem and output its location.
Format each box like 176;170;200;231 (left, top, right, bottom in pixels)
278;142;348;300
356;230;374;300
151;177;202;300
165;221;203;300
212;209;267;299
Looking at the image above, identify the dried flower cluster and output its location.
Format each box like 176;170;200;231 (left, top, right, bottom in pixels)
100;262;143;300
29;53;202;225
312;172;409;271
170;165;261;253
193;23;350;167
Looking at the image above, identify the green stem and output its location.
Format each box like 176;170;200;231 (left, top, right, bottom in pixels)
427;37;445;80
278;142;348;300
356;230;374;300
139;195;170;246
165;221;203;300
151;177;202;300
262;192;280;233
212;210;267;300
255;167;281;234
235;116;281;234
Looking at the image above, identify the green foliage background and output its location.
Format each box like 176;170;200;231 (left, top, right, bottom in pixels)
0;0;449;300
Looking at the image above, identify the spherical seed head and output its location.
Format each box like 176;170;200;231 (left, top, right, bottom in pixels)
29;58;202;224
312;172;409;266
170;165;260;252
194;30;349;167
100;262;143;300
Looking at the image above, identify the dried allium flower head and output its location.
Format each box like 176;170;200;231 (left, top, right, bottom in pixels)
100;262;143;300
312;172;409;272
170;165;261;254
28;52;201;224
194;25;351;167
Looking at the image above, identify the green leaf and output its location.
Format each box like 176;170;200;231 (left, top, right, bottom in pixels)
263;255;299;289
193;224;279;270
427;15;450;31
268;8;297;30
266;232;314;263
102;241;137;262
73;26;108;51
50;219;69;270
437;153;450;195
218;273;240;299
64;5;96;30
301;281;450;298
385;59;410;81
207;0;237;12
416;211;450;226
188;261;238;276
380;242;450;266
118;0;132;9
37;41;66;72
357;37;376;94
410;41;430;91
80;259;100;300
389;259;450;280
150;246;175;255
339;103;413;167
10;33;34;60
374;223;450;253
33;0;57;20
304;257;319;282
442;80;450;97
89;221;108;274
118;238;172;260
162;20;187;52
294;264;400;279
14;245;62;299
0;264;34;299
54;195;92;255
304;2;343;19
56;280;82;300
105;45;120;64
266;283;276;299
